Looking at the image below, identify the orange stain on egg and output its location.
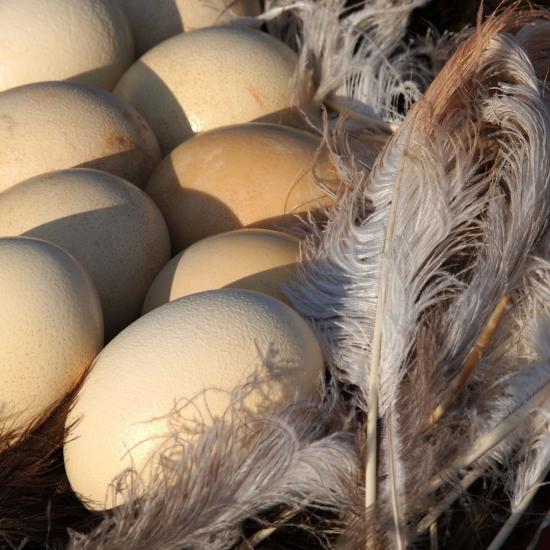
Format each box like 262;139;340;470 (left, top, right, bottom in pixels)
247;85;265;107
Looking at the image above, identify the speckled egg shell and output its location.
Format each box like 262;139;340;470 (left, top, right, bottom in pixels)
143;228;300;312
145;123;337;250
0;81;161;193
115;0;261;56
0;0;133;93
0;237;103;434
0;169;171;338
64;289;324;510
114;27;306;154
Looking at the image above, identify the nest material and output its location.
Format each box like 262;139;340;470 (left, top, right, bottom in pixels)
2;1;550;549
0;387;99;549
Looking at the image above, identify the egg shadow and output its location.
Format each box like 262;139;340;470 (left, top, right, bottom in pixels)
74;150;157;189
71;61;196;158
223;264;297;302
150;263;297;313
252;105;324;134
113;62;195;156
19;205;164;340
0;85;164;190
67;66;130;92
149;154;332;253
147;155;243;254
245;211;326;235
132;0;186;56
143;254;181;311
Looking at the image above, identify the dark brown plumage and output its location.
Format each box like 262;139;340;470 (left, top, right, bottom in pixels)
0;387;98;549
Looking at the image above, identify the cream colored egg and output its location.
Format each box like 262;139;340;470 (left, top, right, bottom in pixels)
115;0;261;56
64;289;323;509
0;0;133;92
146;123;338;250
0;82;161;193
143;229;300;312
0;169;171;339
0;237;103;434
114;27;306;154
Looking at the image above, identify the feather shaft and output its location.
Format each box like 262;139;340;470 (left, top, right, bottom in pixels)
236;2;307;25
429;522;438;550
417;467;484;534
365;113;417;518
527;511;550;550
236;500;308;549
486;462;550;550
386;410;404;550
324;98;399;132
430;383;550;493
429;294;513;425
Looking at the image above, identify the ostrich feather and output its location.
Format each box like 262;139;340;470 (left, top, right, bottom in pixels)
67;394;357;550
253;0;467;129
293;9;550;413
510;417;550;511
291;0;430;106
480;231;550;549
485;408;550;550
291;7;550;548
410;362;550;544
